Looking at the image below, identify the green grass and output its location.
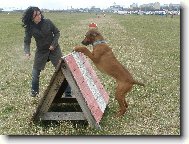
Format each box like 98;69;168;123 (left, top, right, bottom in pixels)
0;12;180;135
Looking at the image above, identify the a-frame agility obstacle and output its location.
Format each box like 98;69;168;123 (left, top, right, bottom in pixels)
32;52;109;129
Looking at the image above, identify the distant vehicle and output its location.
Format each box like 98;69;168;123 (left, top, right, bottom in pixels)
117;11;127;15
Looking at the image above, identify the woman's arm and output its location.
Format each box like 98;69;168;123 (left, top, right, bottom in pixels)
48;19;60;49
24;28;32;55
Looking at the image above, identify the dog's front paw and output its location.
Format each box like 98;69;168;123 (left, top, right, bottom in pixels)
74;46;86;53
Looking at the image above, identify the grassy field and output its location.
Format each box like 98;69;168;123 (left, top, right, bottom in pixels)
0;12;180;135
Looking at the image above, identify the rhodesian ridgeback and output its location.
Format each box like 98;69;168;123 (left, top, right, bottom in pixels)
74;29;144;117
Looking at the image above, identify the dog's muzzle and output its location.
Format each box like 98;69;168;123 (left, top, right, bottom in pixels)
82;40;91;46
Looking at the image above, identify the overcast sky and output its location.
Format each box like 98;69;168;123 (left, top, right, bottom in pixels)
0;0;181;10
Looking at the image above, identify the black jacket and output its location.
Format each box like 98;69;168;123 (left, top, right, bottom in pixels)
24;19;62;70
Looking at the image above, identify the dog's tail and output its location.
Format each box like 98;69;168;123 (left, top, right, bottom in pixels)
133;80;145;87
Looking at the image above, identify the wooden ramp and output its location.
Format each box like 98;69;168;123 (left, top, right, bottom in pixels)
32;52;109;129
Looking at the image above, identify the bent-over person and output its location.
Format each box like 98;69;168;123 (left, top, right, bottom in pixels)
22;6;71;97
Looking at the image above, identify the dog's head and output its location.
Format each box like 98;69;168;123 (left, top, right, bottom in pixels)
81;29;103;46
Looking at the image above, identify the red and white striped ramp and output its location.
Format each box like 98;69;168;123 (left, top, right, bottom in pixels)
64;52;109;123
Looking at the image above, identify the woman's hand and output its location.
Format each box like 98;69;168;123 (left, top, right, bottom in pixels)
49;45;55;51
25;53;31;59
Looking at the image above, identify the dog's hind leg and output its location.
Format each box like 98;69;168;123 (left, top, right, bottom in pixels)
115;82;132;117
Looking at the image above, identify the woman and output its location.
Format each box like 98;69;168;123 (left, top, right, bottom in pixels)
22;6;71;97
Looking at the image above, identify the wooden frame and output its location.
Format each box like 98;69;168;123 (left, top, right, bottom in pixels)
32;58;101;129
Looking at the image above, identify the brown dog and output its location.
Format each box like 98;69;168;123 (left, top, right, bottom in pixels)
74;29;144;117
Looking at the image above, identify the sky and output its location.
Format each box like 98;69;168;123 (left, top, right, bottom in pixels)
0;0;181;10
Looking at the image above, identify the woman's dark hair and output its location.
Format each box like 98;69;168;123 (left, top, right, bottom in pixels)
21;6;44;29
